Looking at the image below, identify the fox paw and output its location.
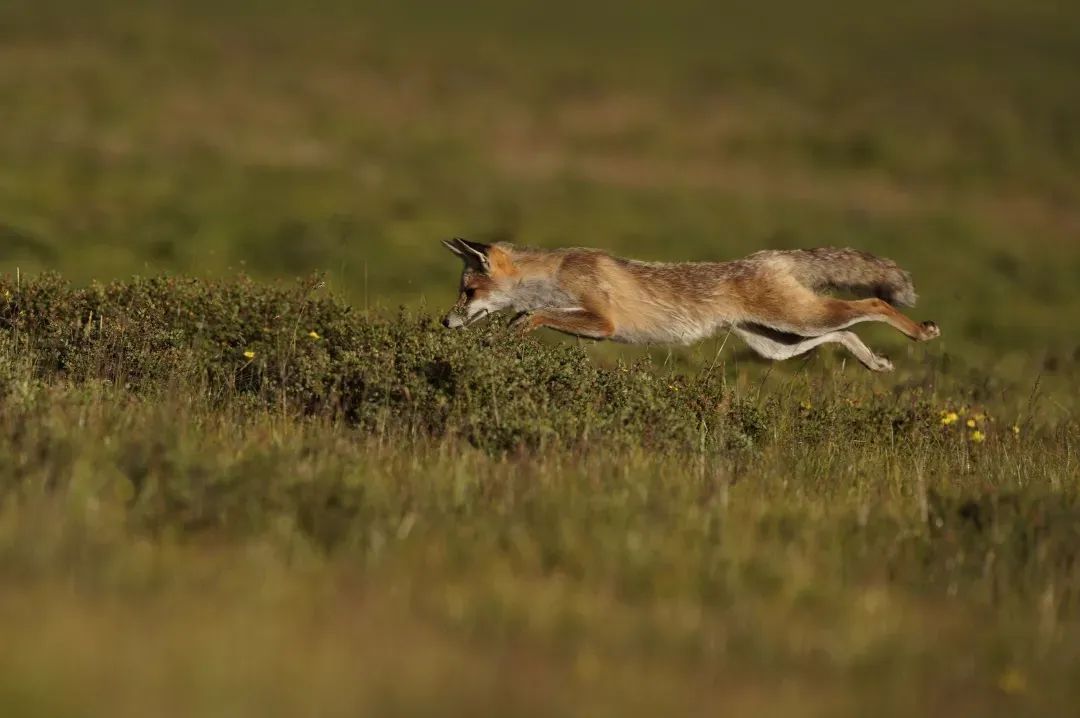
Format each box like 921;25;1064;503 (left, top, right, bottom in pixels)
919;321;940;341
509;312;533;332
868;354;894;372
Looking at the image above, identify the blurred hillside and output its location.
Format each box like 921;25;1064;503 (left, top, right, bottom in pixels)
1;0;1078;373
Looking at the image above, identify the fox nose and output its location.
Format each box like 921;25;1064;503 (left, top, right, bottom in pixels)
441;316;451;328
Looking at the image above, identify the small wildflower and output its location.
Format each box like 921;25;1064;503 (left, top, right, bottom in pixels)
997;667;1027;695
800;400;812;411
243;350;256;359
966;418;977;428
941;411;959;426
1011;424;1021;436
970;430;986;443
308;330;321;340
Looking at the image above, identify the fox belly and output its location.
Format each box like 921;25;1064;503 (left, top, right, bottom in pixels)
609;313;727;345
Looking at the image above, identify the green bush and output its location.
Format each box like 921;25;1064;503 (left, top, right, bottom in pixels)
1;273;961;454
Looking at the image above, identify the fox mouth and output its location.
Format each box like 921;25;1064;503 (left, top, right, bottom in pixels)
464;309;489;326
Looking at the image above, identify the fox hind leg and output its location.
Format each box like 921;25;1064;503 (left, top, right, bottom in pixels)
812;298;939;341
735;324;893;372
830;331;894;371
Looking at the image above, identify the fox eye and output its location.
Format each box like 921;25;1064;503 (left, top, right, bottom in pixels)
464;287;476;299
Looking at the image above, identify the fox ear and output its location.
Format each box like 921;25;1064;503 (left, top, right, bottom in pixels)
441;238;465;257
442;237;490;271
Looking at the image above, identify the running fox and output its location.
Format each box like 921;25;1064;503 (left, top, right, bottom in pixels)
440;238;939;371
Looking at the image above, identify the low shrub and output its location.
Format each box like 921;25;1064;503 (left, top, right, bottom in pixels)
1;273;951;453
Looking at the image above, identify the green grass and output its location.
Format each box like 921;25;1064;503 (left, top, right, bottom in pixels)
0;0;1079;715
1;274;1077;716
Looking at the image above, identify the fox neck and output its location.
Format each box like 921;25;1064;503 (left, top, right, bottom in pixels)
503;275;578;313
492;247;581;312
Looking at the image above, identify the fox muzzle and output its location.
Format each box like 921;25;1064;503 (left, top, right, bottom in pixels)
441;307;488;329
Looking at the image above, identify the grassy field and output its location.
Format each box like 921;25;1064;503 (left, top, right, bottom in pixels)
1;1;1079;716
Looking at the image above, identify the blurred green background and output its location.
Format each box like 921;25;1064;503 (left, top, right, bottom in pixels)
2;0;1079;377
2;4;1080;716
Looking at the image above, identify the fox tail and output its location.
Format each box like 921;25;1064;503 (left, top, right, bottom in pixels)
785;247;917;307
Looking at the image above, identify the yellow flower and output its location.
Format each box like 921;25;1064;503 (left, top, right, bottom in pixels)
997;667;1027;694
970;430;985;443
800;401;812;411
966;418;977;428
1011;424;1021;435
243;350;256;359
941;411;959;426
308;330;321;340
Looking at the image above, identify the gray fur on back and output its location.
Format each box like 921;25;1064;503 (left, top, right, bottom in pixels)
767;247;918;307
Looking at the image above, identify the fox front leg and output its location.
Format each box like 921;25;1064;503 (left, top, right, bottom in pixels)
509;311;533;332
517;308;615;340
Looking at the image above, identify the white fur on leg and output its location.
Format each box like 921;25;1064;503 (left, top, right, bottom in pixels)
734;325;892;372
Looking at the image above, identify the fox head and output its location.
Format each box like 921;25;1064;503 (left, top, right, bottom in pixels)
440;238;518;329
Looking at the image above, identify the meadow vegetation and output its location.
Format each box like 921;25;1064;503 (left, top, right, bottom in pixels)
0;0;1078;716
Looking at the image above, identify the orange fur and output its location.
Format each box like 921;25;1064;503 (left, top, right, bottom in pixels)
441;241;939;372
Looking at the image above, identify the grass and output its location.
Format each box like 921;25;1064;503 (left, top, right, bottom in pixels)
0;0;1079;715
1;274;1077;716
